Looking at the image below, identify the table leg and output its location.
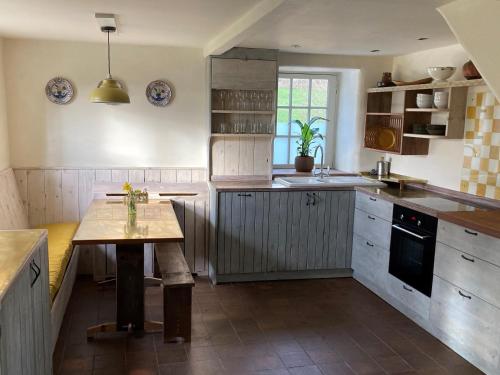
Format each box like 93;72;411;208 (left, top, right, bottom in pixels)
116;243;144;332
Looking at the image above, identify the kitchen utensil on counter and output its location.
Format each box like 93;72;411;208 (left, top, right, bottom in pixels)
416;93;433;108
376;128;396;150
377;157;391;176
463;60;481;80
412;124;428;134
427;66;456;82
433;91;449;109
426;124;446;135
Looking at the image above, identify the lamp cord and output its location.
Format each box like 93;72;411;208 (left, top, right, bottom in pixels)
107;30;111;78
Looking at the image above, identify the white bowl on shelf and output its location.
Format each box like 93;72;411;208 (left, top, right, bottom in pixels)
427;67;456;82
416;93;433;108
434;91;449;109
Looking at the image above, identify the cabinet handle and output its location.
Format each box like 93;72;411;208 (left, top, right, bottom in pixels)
458;290;472;300
464;229;478;236
366;241;374;247
369;197;377;201
306;192;312;206
30;260;41;287
461;254;475;263
237;193;252;197
367;215;375;220
403;285;413;292
312;193;317;206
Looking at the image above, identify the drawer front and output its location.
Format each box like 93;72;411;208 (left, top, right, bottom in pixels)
355;192;393;221
352;233;389;290
438;220;500;267
430;276;500;374
353;208;391;249
385;273;430;320
435;242;500;309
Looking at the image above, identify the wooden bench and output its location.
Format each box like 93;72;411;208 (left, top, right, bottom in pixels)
155;243;195;343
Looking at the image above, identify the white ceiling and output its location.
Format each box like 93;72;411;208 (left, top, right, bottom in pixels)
0;0;458;56
0;0;260;47
239;0;458;55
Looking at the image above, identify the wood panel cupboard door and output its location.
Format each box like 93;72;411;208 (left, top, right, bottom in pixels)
211;58;277;90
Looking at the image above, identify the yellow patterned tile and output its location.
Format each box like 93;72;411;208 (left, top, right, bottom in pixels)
487;174;497;186
470;169;479;181
496;187;500;200
477;183;487;196
460;180;469;192
463;156;472;168
466;106;476;119
493;119;500;132
477;92;483;106
480;106;494;119
465;131;475;139
480;158;489;170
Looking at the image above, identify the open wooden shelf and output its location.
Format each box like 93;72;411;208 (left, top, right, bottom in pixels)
367;79;484;93
405;108;449;113
212;110;274;114
403;133;446;139
366;112;404;116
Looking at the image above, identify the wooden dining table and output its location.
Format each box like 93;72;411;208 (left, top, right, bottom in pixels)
72;199;184;338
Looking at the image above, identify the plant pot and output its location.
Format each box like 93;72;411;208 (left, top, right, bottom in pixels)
294;156;314;172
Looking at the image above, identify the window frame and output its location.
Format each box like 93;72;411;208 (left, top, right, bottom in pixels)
273;72;338;168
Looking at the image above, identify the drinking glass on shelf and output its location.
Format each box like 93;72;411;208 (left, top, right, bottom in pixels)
218;90;226;110
219;122;226;133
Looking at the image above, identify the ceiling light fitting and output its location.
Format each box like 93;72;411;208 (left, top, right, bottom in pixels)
370;49;380;53
417;37;429;41
90;15;130;104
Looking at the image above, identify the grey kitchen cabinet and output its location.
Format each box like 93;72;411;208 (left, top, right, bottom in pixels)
212;190;355;282
0;236;51;375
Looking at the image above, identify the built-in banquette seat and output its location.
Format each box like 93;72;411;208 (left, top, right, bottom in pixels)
0;167;79;351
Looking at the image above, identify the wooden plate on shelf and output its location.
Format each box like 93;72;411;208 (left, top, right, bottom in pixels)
392;78;433;86
377;128;396;150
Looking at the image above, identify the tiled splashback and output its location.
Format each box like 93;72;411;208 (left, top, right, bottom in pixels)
461;86;500;199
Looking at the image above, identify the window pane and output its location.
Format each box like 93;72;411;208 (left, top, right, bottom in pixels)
289;137;300;161
292;79;309;106
313;138;326;164
273;137;289;165
310;108;327;135
276;108;289;136
291;108;308;135
278;78;290;106
311;79;328;107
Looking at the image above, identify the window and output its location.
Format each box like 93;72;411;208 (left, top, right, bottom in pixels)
273;73;337;166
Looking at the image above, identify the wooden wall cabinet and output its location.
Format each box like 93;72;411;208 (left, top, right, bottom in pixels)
209;190;355;283
209;48;278;181
0;236;52;375
364;79;484;155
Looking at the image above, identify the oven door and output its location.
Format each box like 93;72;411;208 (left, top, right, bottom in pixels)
388;224;436;297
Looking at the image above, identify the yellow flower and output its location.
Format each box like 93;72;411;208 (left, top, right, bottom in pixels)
122;182;132;192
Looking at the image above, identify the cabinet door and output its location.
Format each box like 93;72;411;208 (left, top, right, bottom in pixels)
30;243;52;375
212;58;277;90
267;192;290;272
0;279;23;375
352;233;389;290
326;191;355;269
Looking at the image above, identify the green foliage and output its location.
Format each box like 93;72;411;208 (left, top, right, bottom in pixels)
294;117;328;157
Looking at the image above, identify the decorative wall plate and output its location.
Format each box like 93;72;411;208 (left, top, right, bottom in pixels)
45;77;74;104
146;80;172;107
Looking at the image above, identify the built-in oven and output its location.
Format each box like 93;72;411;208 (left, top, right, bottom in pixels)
389;204;438;297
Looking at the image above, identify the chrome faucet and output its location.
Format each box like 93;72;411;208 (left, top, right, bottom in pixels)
313;145;327;178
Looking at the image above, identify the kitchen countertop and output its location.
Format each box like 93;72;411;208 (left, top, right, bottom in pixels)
0;230;47;302
438;210;500;239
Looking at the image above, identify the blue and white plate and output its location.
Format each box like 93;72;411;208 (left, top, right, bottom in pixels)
146;80;172;107
45;77;74;104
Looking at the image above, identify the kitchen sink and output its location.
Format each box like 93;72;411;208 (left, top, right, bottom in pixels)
275;175;386;188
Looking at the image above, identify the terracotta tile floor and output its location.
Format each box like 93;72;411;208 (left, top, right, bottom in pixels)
53;276;484;375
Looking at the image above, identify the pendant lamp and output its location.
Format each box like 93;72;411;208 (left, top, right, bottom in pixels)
90;26;130;104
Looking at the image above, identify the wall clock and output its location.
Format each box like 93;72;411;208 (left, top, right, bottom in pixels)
45;77;74;104
146;80;172;107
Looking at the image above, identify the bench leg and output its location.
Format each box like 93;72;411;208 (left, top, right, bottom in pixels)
163;286;192;343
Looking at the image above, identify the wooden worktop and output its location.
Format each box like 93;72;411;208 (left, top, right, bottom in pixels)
438;210;500;239
0;230;47;302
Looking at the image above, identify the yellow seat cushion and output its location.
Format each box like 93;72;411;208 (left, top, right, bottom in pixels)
36;222;79;301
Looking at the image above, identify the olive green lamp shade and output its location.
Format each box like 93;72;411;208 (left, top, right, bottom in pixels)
89;78;130;104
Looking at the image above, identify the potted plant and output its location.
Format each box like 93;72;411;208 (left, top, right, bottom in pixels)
293;117;327;172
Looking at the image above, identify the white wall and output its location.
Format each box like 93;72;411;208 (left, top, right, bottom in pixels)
0;39;9;170
390;44;471;191
4;39;208;168
278;52;393;172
